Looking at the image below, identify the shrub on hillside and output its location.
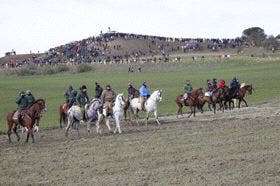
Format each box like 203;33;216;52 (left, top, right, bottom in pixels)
55;64;70;73
75;64;93;73
16;66;37;76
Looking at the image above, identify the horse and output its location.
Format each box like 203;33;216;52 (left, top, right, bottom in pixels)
7;99;46;143
199;88;224;114
84;98;104;135
124;90;140;121
104;94;126;134
59;103;69;128
236;84;253;108
175;88;203;118
223;84;253;109
130;89;163;126
65;105;83;138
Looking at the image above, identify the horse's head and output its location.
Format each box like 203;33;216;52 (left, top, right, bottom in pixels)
155;89;162;102
36;99;46;112
116;93;126;107
246;84;253;95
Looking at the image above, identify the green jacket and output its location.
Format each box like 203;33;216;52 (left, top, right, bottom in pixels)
76;91;89;107
16;95;28;109
26;94;35;108
69;90;77;106
184;84;193;94
64;87;73;103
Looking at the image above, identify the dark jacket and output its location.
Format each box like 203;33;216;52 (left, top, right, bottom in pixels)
128;86;136;97
26;94;35;108
16;95;28;109
95;85;103;98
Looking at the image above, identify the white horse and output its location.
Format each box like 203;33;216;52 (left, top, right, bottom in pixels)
85;98;104;134
65;105;82;138
104;93;126;134
130;89;162;126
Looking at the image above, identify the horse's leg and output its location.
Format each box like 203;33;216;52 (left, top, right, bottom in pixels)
105;117;111;132
76;121;80;139
135;110;140;126
59;112;63;128
124;108;127;121
114;113;121;134
26;129;30;143
242;98;248;107
65;117;72;137
96;120;100;134
154;111;160;125
176;107;179;118
145;112;149;126
31;128;35;143
220;101;224;113
13;125;20;142
193;106;196;117
213;102;216;114
7;120;14;143
188;106;193;118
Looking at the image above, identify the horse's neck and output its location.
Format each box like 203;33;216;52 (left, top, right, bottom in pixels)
192;89;200;97
240;86;249;94
148;92;157;101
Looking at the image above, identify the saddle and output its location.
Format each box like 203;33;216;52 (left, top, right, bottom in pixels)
103;101;114;116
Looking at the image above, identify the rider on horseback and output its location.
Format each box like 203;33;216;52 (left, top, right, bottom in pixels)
14;91;28;125
25;90;35;108
128;82;137;100
230;77;240;97
183;80;193;100
64;85;73;104
205;79;214;96
69;90;78;107
212;78;217;89
101;85;116;116
139;82;150;111
76;85;89;121
94;82;103;99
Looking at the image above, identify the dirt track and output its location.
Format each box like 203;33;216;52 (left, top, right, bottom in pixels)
1;101;280;185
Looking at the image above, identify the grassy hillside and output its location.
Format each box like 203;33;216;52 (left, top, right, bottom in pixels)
0;56;280;131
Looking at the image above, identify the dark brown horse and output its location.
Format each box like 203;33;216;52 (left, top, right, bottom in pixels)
176;88;203;118
124;90;140;121
7;99;46;143
59;103;69;128
199;88;224;114
223;84;253;109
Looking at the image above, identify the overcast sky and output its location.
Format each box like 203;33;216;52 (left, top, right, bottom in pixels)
0;0;279;56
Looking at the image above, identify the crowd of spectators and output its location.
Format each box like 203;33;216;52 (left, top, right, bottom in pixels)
1;32;248;69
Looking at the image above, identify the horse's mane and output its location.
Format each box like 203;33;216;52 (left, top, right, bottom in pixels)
35;99;45;104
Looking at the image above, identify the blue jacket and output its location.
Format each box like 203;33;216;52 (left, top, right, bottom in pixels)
230;80;239;89
139;85;150;97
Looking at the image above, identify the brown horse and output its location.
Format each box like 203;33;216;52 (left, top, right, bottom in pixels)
7;99;46;143
176;88;203;118
124;90;140;121
199;88;224;114
236;84;253;108
223;84;253;109
59;103;69;128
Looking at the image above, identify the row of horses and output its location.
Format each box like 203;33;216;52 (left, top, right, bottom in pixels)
176;84;253;117
6;84;252;143
62;89;163;138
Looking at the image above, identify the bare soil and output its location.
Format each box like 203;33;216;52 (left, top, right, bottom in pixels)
1;100;280;185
